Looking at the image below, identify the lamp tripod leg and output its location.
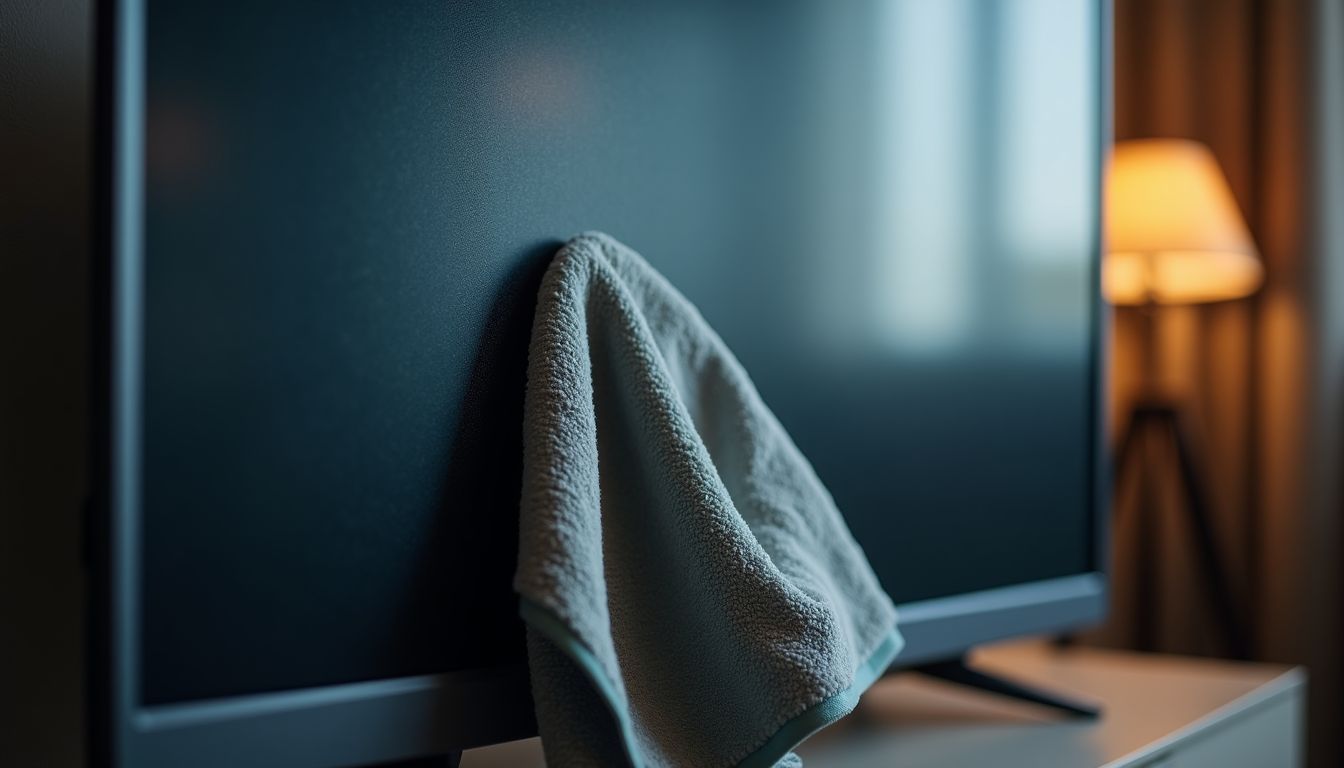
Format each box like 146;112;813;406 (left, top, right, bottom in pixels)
1163;409;1250;659
1114;407;1159;651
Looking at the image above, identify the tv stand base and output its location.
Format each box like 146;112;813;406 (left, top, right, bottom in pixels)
915;655;1101;718
371;753;462;768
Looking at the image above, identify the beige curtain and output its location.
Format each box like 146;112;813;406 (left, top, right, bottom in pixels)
1096;1;1341;766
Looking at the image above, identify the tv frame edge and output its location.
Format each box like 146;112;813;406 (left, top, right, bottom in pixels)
89;0;1112;765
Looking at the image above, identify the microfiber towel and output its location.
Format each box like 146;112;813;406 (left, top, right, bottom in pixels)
515;232;903;768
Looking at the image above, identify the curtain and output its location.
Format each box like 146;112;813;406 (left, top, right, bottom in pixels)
1096;1;1342;766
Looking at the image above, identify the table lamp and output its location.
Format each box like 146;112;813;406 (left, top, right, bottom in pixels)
1104;138;1261;658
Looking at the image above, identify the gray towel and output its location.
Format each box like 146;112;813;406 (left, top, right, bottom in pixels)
515;233;902;768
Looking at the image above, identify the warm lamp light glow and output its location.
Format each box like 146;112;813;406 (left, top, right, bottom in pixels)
1104;139;1262;305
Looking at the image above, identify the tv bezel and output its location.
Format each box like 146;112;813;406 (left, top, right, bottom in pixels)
90;0;1112;764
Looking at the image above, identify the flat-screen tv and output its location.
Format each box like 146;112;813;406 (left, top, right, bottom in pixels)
92;0;1109;765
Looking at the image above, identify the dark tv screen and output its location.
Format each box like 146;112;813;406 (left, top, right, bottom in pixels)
139;0;1100;705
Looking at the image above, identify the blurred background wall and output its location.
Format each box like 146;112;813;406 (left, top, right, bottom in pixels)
0;1;90;765
1094;1;1344;766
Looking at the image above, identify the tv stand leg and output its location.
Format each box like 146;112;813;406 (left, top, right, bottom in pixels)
915;656;1100;718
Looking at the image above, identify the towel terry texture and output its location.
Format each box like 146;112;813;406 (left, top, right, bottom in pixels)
515;233;903;768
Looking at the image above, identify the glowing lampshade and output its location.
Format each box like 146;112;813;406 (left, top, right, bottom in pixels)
1104;139;1262;305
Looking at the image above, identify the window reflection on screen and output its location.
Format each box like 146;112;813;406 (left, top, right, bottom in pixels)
802;0;1095;362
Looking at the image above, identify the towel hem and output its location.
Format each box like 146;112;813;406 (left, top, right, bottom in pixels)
519;597;647;768
519;596;902;768
735;628;903;768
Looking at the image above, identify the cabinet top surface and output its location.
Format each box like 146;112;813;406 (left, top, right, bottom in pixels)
461;641;1303;768
796;640;1304;768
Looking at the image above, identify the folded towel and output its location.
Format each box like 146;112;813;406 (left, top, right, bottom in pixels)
515;233;902;768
